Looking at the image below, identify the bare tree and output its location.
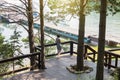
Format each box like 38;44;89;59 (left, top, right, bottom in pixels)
0;0;36;70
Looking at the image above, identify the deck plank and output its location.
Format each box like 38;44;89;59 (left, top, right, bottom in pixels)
5;54;113;80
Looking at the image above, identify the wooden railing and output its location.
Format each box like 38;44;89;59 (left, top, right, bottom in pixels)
84;45;97;62
104;49;120;69
83;45;120;69
67;41;120;70
0;52;41;76
35;41;73;57
83;44;120;69
84;45;120;69
0;40;120;77
35;41;97;62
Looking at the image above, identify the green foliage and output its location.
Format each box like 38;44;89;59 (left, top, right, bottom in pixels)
0;28;24;75
112;68;120;80
44;38;54;44
60;38;70;52
0;62;10;75
113;73;118;80
22;32;56;55
9;28;22;55
22;38;29;43
0;33;14;58
0;33;14;74
34;37;40;44
108;0;120;15
22;35;39;44
9;28;24;66
47;0;100;24
44;39;55;55
0;33;4;44
10;28;21;41
47;0;120;24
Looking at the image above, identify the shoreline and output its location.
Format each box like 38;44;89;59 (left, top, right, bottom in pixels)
0;23;120;46
88;35;120;46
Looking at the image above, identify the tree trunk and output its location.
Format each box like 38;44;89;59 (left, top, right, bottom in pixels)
96;0;107;80
39;0;46;69
27;0;35;70
77;0;85;71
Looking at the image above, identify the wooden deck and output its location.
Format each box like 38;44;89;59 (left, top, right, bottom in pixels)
5;54;113;80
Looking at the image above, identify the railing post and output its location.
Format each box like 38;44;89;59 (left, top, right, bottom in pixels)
38;52;41;69
34;47;41;70
117;67;120;80
70;41;73;56
30;57;33;71
104;53;108;67
108;54;111;69
115;57;118;68
84;45;87;60
35;47;37;52
93;51;96;62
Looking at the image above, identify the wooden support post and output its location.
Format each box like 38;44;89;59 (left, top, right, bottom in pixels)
38;52;41;69
84;45;87;60
108;54;111;69
70;41;73;56
35;47;37;52
93;52;96;62
115;57;118;68
117;67;120;80
104;54;108;67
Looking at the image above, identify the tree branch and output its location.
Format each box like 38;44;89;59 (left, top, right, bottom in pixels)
83;0;88;8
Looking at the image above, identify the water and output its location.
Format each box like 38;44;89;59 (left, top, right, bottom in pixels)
59;13;120;43
0;23;30;55
2;0;120;43
1;13;120;43
0;23;27;39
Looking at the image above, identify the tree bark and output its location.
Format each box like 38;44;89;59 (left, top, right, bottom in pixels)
96;0;107;80
77;0;85;71
39;0;46;69
27;0;35;70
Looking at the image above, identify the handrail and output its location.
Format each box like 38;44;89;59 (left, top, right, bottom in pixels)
1;40;120;77
85;45;97;53
36;41;72;48
84;44;120;69
0;52;40;64
84;45;97;62
0;52;41;77
35;41;73;56
104;50;120;69
0;41;72;77
105;51;120;57
108;48;120;52
35;41;97;62
0;67;30;76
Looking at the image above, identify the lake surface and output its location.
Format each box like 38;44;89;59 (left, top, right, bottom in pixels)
0;23;30;54
3;0;120;43
1;13;120;43
57;13;120;43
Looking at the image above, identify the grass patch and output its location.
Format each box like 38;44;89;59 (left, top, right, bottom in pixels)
89;45;120;54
